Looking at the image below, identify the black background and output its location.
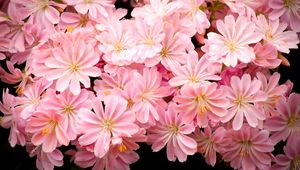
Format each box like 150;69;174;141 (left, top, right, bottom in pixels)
0;0;299;169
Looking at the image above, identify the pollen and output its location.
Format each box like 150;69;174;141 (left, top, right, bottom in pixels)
287;115;299;128
66;26;75;33
41;127;51;136
36;0;49;10
194;94;207;103
284;0;295;8
118;143;127;152
144;36;155;46
15;85;24;95
69;62;80;72
84;0;93;4
234;96;244;106
103;119;113;131
63;105;74;114
79;15;89;27
127;99;134;108
224;40;237;52
168;124;179;135
114;42;124;53
189;75;199;83
198;105;209;115
239;140;252;157
160;47;169;58
291;156;300;170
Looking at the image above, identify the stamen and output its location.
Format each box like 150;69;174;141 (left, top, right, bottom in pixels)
160;47;169;58
224;40;237;52
118;143;127;152
168;124;179;135
114;42;124;53
103;119;113;131
291;156;300;170
69;62;80;72
63;105;74;114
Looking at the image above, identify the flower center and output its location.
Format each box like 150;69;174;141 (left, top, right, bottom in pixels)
266;27;274;40
114;42;125;53
79;14;89;26
235;96;244;106
144;36;155;46
84;0;93;4
30;97;40;105
41;120;58;136
118;143;127;152
103;119;113;131
188;75;199;83
291;156;300;170
69;62;80;72
224;40;237;52
160;47;169;58
194;94;209;115
127;98;134;108
239;140;252;157
287;115;300;129
168;124;179;135
35;0;49;10
284;0;295;8
63;105;73;114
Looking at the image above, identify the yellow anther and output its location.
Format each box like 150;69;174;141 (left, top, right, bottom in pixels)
66;26;75;33
118;143;127;152
41;127;51;136
160;47;169;58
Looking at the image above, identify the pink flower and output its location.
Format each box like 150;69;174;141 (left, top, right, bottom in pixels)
15;78;52;119
269;0;300;32
11;0;65;28
133;19;165;62
256;72;288;117
264;93;300;144
221;125;274;170
177;0;210;35
0;89;26;147
252;43;282;69
205;15;262;67
224;0;264;18
77;96;139;158
255;14;299;53
221;74;267;130
38;89;91;140
0;89;16;129
168;55;220;87
98;21;137;66
94;67;135;98
37;40;101;95
2;3;27;53
148;103;197;162
191;126;226;166
65;0;114;18
131;67;171;125
0;60;25;85
219;63;245;86
174;83;229;127
131;0;182;24
144;26;189;69
59;12;91;30
28;145;64;170
26;110;69;152
74;146;139;170
271;138;300;170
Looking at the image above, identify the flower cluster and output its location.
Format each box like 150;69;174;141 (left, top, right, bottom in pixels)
0;0;300;170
